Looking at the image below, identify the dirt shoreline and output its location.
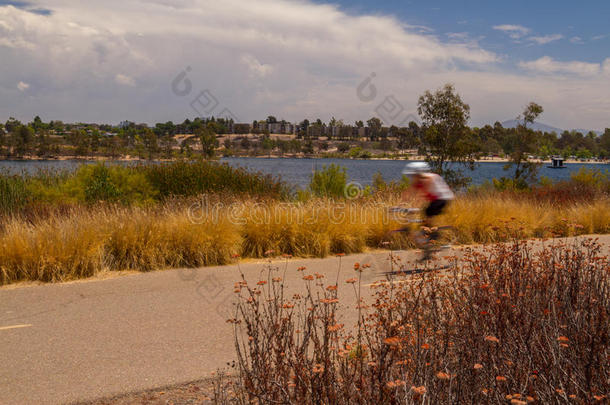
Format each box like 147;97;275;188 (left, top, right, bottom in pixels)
1;155;607;164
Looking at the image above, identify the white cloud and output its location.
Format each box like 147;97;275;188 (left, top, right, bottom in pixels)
570;36;584;44
115;73;135;86
493;24;530;39
528;34;563;45
0;1;609;130
592;34;608;41
603;58;610;75
518;56;600;76
17;81;29;91
241;54;274;78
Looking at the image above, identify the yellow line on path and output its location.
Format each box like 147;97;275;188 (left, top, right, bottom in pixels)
0;324;32;331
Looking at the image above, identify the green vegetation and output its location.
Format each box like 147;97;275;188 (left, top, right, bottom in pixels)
0;164;608;285
2;86;608;164
0;160;289;214
417;84;476;187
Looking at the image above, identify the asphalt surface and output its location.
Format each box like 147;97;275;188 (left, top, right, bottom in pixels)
1;236;608;405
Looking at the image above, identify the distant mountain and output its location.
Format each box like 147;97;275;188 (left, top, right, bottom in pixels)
572;129;603;136
501;120;563;134
500;120;604;136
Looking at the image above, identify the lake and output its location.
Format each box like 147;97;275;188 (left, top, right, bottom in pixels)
0;158;606;188
221;158;606;188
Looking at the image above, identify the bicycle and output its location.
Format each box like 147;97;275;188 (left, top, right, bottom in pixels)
388;206;455;263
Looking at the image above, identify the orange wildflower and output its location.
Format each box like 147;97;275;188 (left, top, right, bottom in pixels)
473;363;483;370
436;371;450;380
485;335;500;344
256;280;267;285
320;298;339;304
411;386;426;395
346;277;357;284
303;275;314;281
496;376;507;382
383;337;400;346
312;364;324;373
326;285;338;291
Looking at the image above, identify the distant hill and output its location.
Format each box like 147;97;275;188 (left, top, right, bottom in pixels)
501;120;563;134
501;120;603;136
572;129;603;136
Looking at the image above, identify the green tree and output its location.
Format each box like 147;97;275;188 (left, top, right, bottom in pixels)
31;115;45;132
0;123;5;154
302;140;314;154
504;102;543;187
600;128;610;158
35;130;52;157
366;117;382;141
13;125;34;157
417;84;476;187
261;135;274;156
199;126;218;159
337;142;350;153
141;128;159;159
90;129;101;153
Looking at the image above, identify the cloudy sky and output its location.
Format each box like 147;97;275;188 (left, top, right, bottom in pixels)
1;0;609;130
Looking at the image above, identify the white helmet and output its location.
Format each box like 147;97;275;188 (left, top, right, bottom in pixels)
402;161;430;176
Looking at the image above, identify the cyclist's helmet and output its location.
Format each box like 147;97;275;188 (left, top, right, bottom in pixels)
402;161;431;177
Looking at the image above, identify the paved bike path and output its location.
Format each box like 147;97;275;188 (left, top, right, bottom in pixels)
1;236;607;404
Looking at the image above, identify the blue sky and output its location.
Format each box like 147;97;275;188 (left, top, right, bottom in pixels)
320;0;610;64
1;0;609;130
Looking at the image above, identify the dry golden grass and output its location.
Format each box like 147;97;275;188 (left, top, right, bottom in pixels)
1;195;608;285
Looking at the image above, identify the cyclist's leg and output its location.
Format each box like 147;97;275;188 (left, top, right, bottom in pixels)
424;200;447;241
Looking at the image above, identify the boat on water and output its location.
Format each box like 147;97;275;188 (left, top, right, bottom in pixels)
547;156;566;169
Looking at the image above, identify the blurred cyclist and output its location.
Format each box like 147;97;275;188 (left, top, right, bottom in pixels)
401;162;454;241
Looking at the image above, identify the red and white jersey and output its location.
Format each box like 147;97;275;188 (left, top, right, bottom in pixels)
414;173;454;202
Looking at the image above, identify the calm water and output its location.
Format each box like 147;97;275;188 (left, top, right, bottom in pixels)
221;158;607;188
0;158;606;188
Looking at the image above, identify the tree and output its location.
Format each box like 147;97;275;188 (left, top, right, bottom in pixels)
35;130;52;157
366;117;382;141
89;129;101;153
337;142;350;153
504;102;543;187
199;126;218;159
31;115;45;132
141;128;159;159
266;116;277;124
417;84;475;187
600;128;610;158
0;123;5;154
261;135;274;156
302;140;314;154
13;125;34;157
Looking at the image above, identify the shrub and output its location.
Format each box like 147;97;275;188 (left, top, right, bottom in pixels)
142;159;288;199
307;164;348;199
0;173;30;214
226;238;609;404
